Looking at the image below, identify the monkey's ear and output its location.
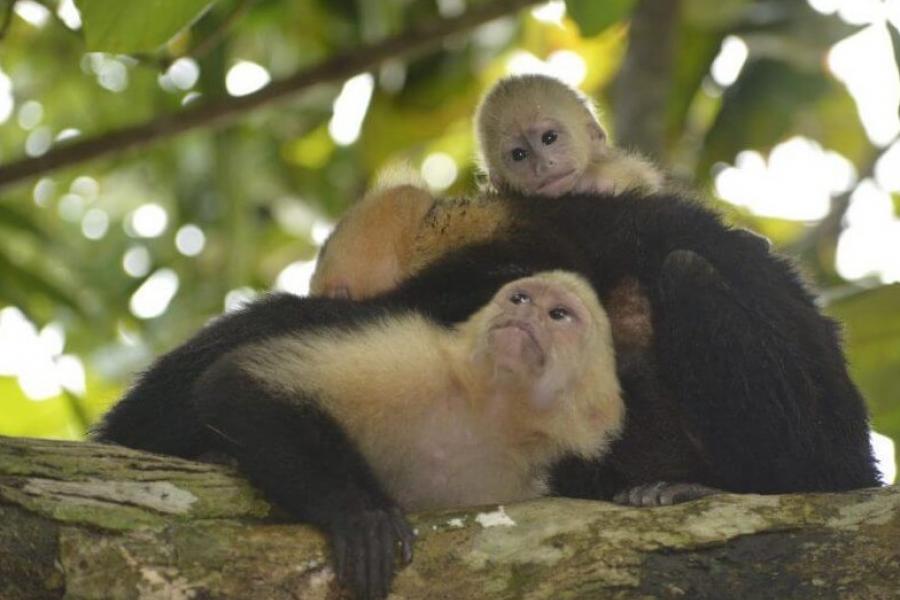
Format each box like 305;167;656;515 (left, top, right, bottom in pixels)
589;120;607;141
587;120;608;157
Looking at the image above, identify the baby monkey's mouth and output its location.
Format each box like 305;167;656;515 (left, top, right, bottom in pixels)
536;170;577;196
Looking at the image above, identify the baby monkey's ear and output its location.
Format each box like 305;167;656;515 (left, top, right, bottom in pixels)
587;120;609;158
589;119;607;142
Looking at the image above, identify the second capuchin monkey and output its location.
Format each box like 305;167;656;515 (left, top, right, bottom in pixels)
102;271;623;600
217;271;623;512
475;74;663;196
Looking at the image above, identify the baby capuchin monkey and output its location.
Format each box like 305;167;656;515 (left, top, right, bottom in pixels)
475;74;663;196
196;271;623;598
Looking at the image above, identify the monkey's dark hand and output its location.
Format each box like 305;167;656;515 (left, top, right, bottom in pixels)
330;506;415;600
613;481;721;507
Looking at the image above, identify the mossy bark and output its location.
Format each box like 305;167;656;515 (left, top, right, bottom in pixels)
2;435;898;599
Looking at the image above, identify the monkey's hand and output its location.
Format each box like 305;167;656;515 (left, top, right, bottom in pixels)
330;506;416;600
613;481;722;507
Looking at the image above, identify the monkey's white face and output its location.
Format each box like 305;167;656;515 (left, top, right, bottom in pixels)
479;275;592;407
492;113;601;197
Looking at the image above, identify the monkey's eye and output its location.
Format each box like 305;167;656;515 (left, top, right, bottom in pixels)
541;130;558;145
548;306;573;322
511;148;528;162
510;291;531;304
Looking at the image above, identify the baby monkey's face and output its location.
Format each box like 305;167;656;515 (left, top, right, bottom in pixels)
492;110;603;197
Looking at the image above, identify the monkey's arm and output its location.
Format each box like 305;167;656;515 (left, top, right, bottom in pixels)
194;356;414;600
651;248;880;494
92;295;385;457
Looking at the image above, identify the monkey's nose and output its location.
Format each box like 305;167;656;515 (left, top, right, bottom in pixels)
536;160;554;176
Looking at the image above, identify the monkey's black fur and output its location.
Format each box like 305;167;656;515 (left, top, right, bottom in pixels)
95;191;880;600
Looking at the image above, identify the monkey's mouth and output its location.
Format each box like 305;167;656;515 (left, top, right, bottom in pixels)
536;170;577;196
489;320;546;369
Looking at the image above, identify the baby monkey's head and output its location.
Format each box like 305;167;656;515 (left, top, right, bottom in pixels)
475;74;608;197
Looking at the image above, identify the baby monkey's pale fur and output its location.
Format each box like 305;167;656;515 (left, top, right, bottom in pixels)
239;271;623;511
475;74;662;196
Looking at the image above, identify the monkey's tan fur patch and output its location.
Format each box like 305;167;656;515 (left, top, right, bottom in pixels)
236;272;622;512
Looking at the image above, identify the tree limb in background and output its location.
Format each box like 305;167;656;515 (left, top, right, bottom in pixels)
612;0;682;162
0;0;541;191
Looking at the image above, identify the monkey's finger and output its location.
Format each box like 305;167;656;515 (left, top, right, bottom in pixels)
663;483;721;505
332;533;348;582
365;516;388;600
628;485;645;506
389;508;415;564
642;482;668;507
379;516;396;599
348;532;369;600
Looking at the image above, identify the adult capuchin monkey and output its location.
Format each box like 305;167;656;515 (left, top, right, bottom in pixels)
97;270;624;600
306;179;880;504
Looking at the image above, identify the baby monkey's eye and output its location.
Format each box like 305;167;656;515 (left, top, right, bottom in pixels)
511;148;528;162
548;306;572;321
510;291;531;304
541;130;558;145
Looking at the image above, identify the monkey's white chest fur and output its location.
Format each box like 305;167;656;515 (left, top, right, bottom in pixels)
373;403;549;512
239;310;618;514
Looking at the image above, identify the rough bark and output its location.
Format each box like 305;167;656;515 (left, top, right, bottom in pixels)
1;435;898;599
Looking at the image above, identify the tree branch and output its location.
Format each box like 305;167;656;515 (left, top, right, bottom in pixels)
0;0;540;191
1;435;898;599
612;0;682;162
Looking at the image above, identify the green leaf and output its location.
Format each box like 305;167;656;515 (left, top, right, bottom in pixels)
699;58;829;172
826;284;900;469
76;0;216;53
566;0;637;37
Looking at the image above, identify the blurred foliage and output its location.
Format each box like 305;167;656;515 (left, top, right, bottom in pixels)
78;0;215;52
0;0;897;468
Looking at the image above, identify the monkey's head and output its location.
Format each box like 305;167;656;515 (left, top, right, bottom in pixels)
310;179;434;299
475;74;608;197
469;272;616;400
466;270;623;457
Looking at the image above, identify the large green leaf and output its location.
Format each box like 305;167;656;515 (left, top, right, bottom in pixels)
698;58;829;172
826;284;900;467
75;0;216;52
566;0;637;37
